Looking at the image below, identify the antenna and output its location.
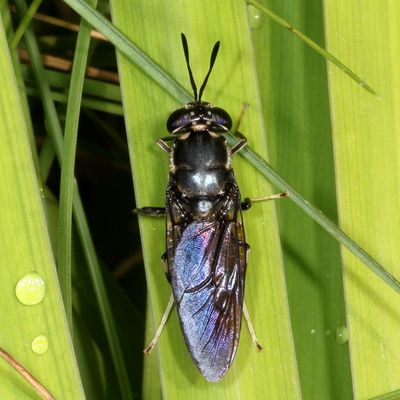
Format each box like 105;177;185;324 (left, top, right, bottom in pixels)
198;40;220;101
181;33;198;101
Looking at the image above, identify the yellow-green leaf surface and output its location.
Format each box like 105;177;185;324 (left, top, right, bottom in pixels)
0;12;85;400
252;1;352;399
325;1;400;399
111;0;301;398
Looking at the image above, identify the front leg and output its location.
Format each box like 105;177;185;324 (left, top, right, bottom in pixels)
134;206;166;217
230;131;247;155
139;138;174;213
157;136;176;153
230;102;249;155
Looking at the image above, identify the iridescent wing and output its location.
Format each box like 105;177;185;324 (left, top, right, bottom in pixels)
169;196;247;382
164;185;190;280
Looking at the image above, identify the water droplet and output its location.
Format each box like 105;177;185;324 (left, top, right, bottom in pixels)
247;5;264;30
325;330;332;336
310;329;316;335
31;335;49;355
15;273;46;306
335;326;349;344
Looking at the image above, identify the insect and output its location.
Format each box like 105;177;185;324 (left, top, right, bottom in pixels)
135;33;286;382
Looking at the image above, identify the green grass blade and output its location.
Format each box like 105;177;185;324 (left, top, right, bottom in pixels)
25;85;124;114
38;137;56;183
325;0;400;398
10;0;42;49
110;0;301;398
13;1;133;398
58;0;97;330
63;0;190;103
226;136;400;295
21;65;123;110
250;1;351;397
247;0;377;96
1;2;40;177
0;12;84;399
370;389;400;400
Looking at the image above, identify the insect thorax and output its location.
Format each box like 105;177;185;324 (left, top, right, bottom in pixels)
169;130;234;218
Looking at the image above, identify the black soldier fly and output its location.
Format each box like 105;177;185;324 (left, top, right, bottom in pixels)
135;33;286;382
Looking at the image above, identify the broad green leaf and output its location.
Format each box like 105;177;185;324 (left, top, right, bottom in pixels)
0;12;85;400
110;0;300;398
253;0;352;399
325;1;400;399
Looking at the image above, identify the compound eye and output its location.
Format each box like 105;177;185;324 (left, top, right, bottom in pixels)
211;107;232;132
166;108;192;133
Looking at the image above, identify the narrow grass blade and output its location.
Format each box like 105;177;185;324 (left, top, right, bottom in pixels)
325;0;400;398
25;85;123;114
58;0;97;330
10;0;42;48
247;0;377;96
63;0;190;103
225;136;400;296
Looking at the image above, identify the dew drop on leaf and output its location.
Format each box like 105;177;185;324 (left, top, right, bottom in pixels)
247;5;263;30
335;326;349;344
31;335;49;355
15;272;46;306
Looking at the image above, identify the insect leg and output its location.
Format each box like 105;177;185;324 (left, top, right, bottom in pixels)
133;207;166;217
241;191;289;210
160;252;172;282
242;302;264;351
234;101;249;133
157;136;175;153
230;102;249;155
143;293;175;354
230;132;247;155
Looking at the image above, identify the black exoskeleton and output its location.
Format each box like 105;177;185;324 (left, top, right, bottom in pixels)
136;33;250;382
